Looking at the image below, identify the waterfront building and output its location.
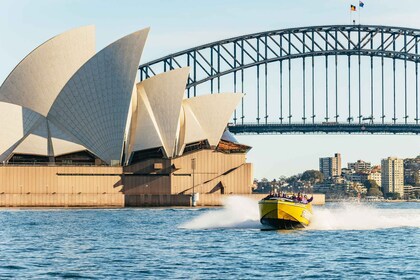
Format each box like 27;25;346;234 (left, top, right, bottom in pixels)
403;157;420;185
0;26;253;207
355;183;367;194
348;160;371;173
413;185;420;198
346;173;368;183
368;169;381;186
341;168;354;176
365;196;384;202
404;185;414;199
343;168;380;186
381;157;404;197
313;183;334;193
331;176;345;184
319;153;342;178
371;165;381;172
313;181;349;199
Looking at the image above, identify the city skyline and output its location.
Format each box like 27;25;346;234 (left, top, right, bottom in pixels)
253;149;419;179
254;154;419;200
2;0;420;178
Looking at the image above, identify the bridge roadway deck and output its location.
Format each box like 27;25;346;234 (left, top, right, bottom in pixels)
228;123;420;135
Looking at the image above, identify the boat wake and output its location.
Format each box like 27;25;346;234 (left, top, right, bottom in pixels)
180;196;420;230
180;196;261;229
308;203;420;231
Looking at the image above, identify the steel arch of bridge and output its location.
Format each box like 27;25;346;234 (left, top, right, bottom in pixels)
139;24;420;135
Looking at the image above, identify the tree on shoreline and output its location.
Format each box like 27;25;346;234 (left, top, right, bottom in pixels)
301;170;324;184
364;179;383;197
385;192;401;200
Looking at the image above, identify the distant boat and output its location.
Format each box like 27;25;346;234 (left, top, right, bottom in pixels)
258;197;313;229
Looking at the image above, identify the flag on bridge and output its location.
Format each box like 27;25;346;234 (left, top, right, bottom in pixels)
350;5;357;11
359;1;365;8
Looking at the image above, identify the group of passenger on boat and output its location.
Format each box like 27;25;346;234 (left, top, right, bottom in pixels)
263;191;314;204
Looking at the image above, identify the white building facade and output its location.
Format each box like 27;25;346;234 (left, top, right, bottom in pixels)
381;157;404;197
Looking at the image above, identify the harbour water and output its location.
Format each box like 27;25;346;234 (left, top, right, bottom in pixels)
0;197;419;279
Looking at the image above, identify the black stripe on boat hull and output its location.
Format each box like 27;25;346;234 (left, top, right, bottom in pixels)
260;218;304;230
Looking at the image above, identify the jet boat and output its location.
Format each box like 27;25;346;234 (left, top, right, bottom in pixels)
258;197;313;229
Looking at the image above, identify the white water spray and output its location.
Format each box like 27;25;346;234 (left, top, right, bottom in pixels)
180;196;420;230
308;203;420;230
180;196;260;229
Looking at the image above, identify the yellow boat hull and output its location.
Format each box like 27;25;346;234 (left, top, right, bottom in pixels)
259;199;313;229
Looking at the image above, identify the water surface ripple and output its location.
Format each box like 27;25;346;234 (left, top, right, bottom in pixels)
0;200;419;279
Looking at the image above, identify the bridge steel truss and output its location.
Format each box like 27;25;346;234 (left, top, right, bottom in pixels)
139;24;420;135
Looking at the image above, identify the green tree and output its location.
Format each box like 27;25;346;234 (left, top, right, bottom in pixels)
286;175;299;184
301;170;324;184
364;179;379;190
364;179;383;197
367;187;383;197
385;192;401;200
278;176;287;181
414;172;420;186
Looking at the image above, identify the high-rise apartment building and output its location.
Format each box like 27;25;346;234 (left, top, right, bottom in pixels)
348;160;371;173
381;157;404;197
319;153;342;178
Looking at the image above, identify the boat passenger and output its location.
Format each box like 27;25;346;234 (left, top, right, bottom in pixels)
301;195;313;204
264;191;273;200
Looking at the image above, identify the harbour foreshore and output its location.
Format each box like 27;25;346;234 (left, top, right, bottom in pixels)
0;165;325;207
0;193;325;208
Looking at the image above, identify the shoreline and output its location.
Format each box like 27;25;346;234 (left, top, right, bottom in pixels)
326;199;420;203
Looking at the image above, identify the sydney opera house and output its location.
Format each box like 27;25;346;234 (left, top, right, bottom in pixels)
0;26;253;207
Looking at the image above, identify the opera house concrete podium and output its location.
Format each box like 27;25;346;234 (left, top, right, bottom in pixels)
0;26;253;207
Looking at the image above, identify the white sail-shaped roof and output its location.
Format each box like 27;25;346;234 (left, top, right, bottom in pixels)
130;68;189;158
0;26;244;165
49;122;86;156
13;135;49;157
0;26;95;116
51;137;86;157
182;93;243;146
128;68;244;160
6;116;89;158
128;84;165;157
0;103;43;161
13;120;49;156
178;101;207;153
48;28;149;164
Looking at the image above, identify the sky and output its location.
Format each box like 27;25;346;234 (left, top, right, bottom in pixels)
1;0;420;179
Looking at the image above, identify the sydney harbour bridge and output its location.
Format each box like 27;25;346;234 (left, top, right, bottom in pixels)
139;24;420;135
